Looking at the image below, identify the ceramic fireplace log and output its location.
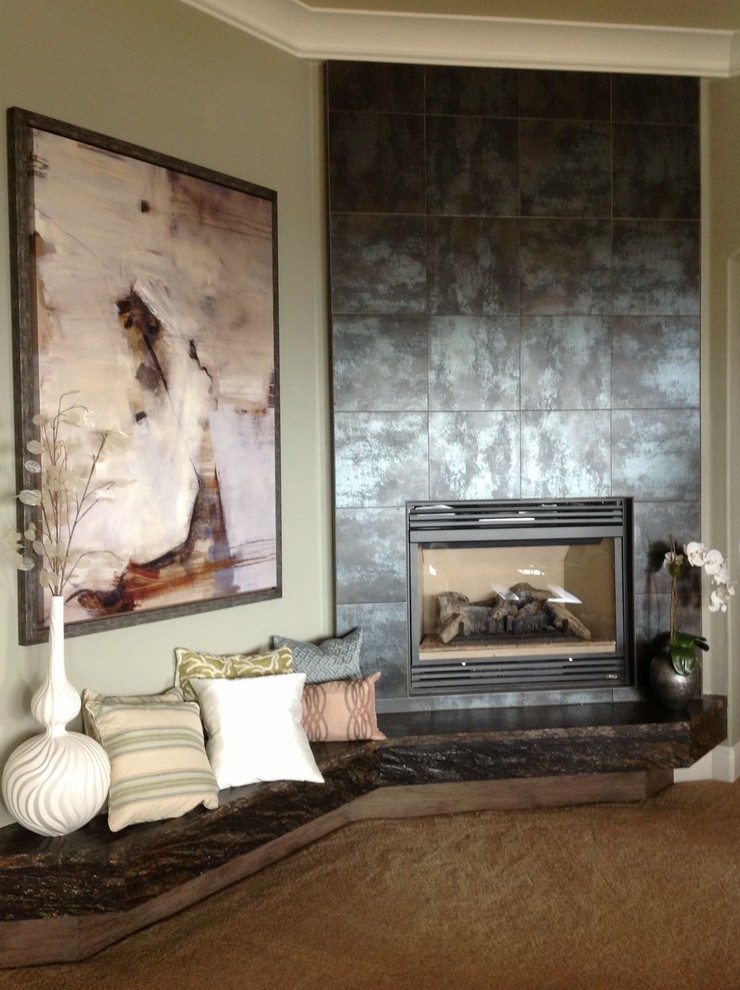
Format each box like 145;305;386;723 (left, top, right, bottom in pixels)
437;584;592;645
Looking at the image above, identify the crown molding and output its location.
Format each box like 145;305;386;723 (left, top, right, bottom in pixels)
177;0;739;76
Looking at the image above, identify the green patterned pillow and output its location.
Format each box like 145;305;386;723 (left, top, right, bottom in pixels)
82;686;184;743
272;628;362;683
174;646;293;701
85;700;219;832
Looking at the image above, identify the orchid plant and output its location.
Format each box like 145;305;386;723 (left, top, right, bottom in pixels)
664;536;734;675
3;392;128;599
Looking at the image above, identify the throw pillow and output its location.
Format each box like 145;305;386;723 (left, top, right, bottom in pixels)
85;700;219;832
271;628;362;683
189;673;324;790
174;645;293;700
301;673;386;742
81;686;184;743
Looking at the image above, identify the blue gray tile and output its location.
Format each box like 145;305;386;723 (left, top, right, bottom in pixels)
520;120;611;218
632;500;702;598
612;410;700;501
425;65;519;116
334;412;429;508
611;316;700;408
520;219;611;314
429;411;520;500
330;215;427;315
428;217;519;316
327;61;424;113
428;316;520;412
632;592;671;684
612;221;700;315
520;410;612;498
426;116;519;217
613;124;700;220
328;112;425;214
333;315;428;412
519;69;611;120
612;74;699;125
335;506;407;605
521;316;610;410
336;602;409;698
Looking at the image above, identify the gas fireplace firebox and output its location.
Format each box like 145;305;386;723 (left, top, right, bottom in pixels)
407;498;634;696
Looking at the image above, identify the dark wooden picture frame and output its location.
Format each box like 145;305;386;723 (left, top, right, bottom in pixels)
8;107;281;644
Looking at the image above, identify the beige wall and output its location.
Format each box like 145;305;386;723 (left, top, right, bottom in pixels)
1;0;738;830
704;75;740;746
0;0;331;826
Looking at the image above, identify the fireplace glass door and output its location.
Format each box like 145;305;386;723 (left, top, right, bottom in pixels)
407;499;633;696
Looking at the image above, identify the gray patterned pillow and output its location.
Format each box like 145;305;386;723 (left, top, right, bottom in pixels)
272;628;362;683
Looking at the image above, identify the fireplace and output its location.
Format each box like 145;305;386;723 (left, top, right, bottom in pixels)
407;497;634;696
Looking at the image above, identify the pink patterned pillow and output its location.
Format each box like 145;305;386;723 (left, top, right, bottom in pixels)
301;673;386;742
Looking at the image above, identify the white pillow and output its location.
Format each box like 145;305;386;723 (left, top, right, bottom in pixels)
190;673;324;789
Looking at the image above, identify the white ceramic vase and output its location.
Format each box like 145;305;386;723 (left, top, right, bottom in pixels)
1;596;111;837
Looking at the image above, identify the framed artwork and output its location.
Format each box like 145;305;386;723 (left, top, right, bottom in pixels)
8;107;281;645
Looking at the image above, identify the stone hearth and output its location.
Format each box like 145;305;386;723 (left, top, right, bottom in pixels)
0;696;727;967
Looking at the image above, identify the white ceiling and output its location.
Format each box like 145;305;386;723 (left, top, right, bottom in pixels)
175;0;740;76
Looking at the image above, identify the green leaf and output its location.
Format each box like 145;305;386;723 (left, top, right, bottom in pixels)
670;632;709;675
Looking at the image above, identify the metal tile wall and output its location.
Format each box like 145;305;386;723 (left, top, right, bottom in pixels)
327;63;701;703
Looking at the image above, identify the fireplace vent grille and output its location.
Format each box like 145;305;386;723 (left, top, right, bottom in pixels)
408;498;627;534
409;656;624;694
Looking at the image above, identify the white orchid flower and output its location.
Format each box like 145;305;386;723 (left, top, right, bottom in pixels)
712;560;733;587
709;587;731;612
685;541;707;566
703;548;725;576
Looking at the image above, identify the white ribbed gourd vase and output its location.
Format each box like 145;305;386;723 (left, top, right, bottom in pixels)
1;596;111;836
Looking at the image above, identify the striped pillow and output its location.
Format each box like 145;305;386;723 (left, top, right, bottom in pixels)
81;686;184;743
174;646;293;701
86;700;219;832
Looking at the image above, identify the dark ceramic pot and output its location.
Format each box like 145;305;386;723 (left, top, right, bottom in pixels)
649;654;700;710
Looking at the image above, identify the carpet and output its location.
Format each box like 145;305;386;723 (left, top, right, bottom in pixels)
3;779;739;989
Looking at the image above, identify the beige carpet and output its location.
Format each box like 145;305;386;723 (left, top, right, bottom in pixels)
3;779;739;990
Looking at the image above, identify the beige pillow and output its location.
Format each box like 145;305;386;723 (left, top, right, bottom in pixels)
81;686;184;743
301;673;386;742
85;699;219;832
174;646;293;701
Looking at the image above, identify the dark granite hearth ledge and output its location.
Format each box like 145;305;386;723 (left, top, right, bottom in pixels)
0;696;727;967
374;695;728;772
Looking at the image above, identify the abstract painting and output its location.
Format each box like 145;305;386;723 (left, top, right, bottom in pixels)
8;108;281;644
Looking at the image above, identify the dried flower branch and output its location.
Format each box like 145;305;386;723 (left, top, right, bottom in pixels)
6;391;129;598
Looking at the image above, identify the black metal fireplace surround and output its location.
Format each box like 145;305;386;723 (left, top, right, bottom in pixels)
407;497;634;696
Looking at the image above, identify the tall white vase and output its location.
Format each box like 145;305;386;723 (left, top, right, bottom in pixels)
1;596;111;837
